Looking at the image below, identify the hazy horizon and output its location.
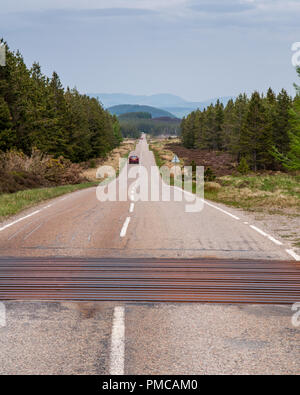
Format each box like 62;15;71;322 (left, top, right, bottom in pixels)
1;1;300;101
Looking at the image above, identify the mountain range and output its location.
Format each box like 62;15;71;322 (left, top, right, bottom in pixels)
87;93;234;118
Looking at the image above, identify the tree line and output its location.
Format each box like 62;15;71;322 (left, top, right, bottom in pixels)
0;40;122;163
120;118;180;139
181;69;300;171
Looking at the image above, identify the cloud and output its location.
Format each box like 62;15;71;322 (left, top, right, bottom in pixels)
58;8;157;18
8;7;158;20
190;1;255;14
1;0;299;31
0;0;188;14
0;7;158;30
183;0;300;30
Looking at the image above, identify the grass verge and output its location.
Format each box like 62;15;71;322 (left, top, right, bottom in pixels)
0;182;98;220
150;139;300;215
205;174;300;214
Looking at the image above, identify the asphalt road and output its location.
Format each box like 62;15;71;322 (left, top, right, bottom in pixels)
0;301;299;374
0;135;299;375
0;136;292;260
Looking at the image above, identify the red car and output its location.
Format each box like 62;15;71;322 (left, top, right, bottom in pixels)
129;155;139;164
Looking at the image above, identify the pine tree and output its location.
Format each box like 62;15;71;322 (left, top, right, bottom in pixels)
214;100;224;150
222;99;235;152
272;68;300;170
112;115;123;146
261;88;276;168
194;110;206;149
286;94;300;170
181;114;195;148
205;104;216;150
233;94;248;159
4;49;35;154
274;89;292;155
0;41;121;162
240;92;270;171
29;62;51;151
0;96;14;151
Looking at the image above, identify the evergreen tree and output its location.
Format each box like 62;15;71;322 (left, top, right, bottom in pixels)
194;110;206;149
0;96;14;151
0;41;121;162
204;104;216;150
222;99;235;152
180;86;296;172
233;94;248;159
181;114;195;148
240;92;270;171
274;89;291;154
214;100;224;150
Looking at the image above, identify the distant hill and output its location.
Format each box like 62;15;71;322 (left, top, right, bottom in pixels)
108;105;176;119
153;116;181;123
161;107;198;118
118;112;152;120
88;93;234;118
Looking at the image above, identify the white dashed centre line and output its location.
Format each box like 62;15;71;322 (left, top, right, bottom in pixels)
120;217;131;238
129;203;135;213
110;306;125;375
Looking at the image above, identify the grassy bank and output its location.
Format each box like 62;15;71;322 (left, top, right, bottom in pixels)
0;182;98;220
150;139;300;215
150;145;166;168
204;174;300;214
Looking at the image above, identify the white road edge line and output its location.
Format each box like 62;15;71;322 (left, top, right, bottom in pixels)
204;200;240;220
250;225;268;237
267;236;283;246
250;225;283;246
170;175;290;249
110;306;125;375
0;198;59;233
286;249;300;261
120;217;131;238
129;203;134;213
0;209;42;232
172;186;240;220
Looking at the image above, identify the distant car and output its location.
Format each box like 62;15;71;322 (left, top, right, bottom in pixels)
129;155;139;164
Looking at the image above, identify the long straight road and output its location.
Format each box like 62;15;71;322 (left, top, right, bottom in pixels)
0;136;293;260
0;135;299;375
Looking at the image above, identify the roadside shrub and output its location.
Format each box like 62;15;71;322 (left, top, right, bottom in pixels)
204;182;222;192
0;149;86;194
89;159;97;169
237;157;250;175
204;167;216;181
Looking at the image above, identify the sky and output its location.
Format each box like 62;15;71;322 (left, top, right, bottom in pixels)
1;0;300;101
